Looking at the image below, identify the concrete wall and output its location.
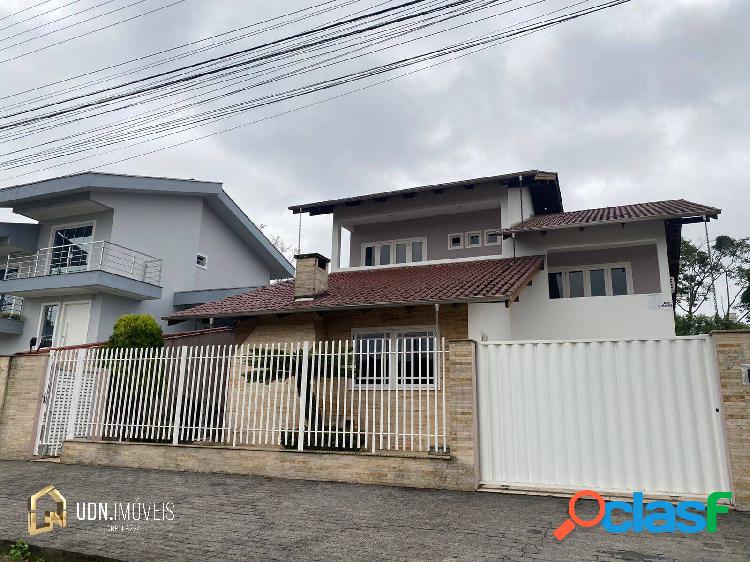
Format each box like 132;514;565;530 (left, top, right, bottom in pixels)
712;330;750;511
0;354;48;459
60;340;479;492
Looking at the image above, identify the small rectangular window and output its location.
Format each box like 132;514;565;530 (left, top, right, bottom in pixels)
569;270;585;298
411;240;423;262
548;272;564;299
196;254;207;268
379;244;391;266
449;233;463;250
395;242;407;264
611;267;628;295
485;230;501;246
590;269;606;297
742;365;750;386
466;231;481;248
364;246;374;267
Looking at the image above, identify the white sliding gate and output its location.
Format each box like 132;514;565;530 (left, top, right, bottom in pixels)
477;336;731;498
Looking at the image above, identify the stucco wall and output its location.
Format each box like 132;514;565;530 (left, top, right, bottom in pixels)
0;354;48;459
349;209;504;266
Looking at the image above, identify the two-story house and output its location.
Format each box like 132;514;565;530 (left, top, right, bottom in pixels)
167;170;719;348
0;172;294;354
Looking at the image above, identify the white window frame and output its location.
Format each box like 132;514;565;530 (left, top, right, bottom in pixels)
484;228;502;247
47;219;97;247
196;253;208;269
465;231;482;248
351;326;440;389
36;301;61;349
448;233;464;250
741;365;750;386
360;237;427;267
547;262;634;299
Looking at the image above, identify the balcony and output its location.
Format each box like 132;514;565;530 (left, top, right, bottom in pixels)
1;241;163;300
0;294;24;334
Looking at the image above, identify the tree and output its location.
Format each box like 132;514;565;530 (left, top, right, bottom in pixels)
712;235;750;322
257;223;295;263
676;238;720;320
105;314;163;349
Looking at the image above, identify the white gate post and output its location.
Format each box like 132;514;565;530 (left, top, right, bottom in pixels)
64;348;88;441
32;351;57;456
172;346;189;445
296;342;310;452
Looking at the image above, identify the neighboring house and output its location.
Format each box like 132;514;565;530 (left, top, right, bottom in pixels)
0;172;294;354
168;169;719;345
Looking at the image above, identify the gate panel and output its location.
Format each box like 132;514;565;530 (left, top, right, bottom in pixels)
477;337;731;497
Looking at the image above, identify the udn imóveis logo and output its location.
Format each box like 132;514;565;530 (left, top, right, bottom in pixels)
27;485;66;536
554;490;732;541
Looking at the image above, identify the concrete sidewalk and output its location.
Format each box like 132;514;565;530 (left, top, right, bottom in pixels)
0;460;748;561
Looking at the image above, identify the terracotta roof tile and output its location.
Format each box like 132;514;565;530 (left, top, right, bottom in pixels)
170;256;544;319
500;199;720;234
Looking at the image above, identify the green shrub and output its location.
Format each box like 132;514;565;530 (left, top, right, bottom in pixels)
7;539;31;561
675;314;749;336
105;314;164;349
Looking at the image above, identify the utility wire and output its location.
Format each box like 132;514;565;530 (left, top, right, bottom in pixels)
0;0;56;23
0;1;84;33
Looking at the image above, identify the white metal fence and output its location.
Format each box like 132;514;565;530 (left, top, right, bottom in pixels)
477;336;731;498
6;240;162;285
34;338;448;457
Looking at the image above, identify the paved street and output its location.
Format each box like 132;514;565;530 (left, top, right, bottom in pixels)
0;460;748;561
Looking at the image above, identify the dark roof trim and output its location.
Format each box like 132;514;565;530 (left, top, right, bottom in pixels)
289;170;562;216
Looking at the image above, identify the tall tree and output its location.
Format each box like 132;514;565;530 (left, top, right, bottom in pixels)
712;235;750;322
676;238;721;320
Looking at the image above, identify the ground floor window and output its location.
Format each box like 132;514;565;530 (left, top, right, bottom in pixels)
352;328;438;388
38;304;60;348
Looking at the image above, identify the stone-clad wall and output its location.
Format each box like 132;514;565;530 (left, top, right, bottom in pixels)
236;304;469;346
62;340;480;491
0;354;49;460
712;330;750;510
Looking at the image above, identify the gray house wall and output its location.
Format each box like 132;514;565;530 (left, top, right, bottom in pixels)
348;208;505;266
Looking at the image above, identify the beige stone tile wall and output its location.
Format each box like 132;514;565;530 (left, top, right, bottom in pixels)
712;330;750;511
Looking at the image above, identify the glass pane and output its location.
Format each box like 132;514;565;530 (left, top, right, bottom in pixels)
590;269;606;297
397;332;435;386
395;243;407;264
468;234;480;247
486;231;499;244
569;271;585;298
364;246;374;267
548;272;564;299
50;224;93;274
450;235;462;248
355;336;388;385
611;267;628;295
411;241;423;262
39;304;59;348
379;245;391;265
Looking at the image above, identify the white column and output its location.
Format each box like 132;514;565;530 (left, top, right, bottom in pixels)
331;216;342;270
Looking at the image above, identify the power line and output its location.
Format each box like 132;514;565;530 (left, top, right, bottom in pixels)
0;0;56;23
0;0;189;64
0;1;84;33
0;0;632;181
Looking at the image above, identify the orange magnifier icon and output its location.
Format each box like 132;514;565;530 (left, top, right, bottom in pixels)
553;490;606;541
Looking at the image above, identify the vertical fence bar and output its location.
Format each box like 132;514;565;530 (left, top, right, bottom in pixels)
172;346;189;445
442;337;447;453
418;337;423;452
297;342;310;452
32;350;57;455
64;348;87;441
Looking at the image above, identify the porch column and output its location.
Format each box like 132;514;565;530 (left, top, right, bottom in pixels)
331;217;342;271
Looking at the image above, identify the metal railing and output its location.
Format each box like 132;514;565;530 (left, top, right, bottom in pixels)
0;294;23;319
4;241;162;285
34;338;449;457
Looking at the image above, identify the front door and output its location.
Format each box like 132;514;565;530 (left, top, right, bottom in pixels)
57;302;91;347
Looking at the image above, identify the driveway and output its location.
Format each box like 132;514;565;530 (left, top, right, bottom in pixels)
0;460;747;561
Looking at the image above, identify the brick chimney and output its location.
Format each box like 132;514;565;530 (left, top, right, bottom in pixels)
294;253;330;300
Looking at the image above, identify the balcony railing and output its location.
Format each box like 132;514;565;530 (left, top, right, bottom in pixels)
0;294;23;319
4;241;162;285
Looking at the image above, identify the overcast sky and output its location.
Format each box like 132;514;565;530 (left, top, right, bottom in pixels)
0;0;745;257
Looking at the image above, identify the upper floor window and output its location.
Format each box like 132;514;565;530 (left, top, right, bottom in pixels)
548;263;633;299
466;231;482;248
448;233;463;250
196;253;207;269
50;223;94;275
362;238;426;267
484;229;502;247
